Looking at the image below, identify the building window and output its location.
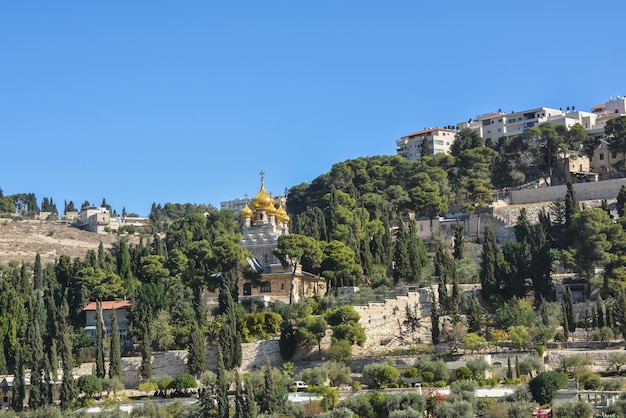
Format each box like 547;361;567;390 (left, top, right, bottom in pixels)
281;283;285;290
600;153;605;161
243;283;252;296
260;282;272;293
264;254;269;264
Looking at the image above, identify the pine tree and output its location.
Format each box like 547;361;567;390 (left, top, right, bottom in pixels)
96;303;106;378
109;308;122;379
279;320;297;360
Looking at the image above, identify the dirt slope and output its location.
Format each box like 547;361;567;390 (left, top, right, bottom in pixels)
0;219;138;266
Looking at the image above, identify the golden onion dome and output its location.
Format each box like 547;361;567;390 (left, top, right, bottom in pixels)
251;183;272;210
276;203;286;218
282;212;291;223
267;197;278;216
240;202;253;218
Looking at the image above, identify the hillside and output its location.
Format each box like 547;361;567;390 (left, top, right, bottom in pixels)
0;219;139;266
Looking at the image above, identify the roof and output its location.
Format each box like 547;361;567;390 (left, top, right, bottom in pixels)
83;300;131;311
402;127;454;138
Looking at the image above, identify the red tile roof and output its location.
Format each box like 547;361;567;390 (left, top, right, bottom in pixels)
83;300;131;311
402;127;454;138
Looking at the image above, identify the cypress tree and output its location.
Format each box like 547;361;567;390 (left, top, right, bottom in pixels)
421;136;431;157
140;324;152;381
95;302;106;378
28;318;46;409
109;308;122;379
393;224;412;284
431;292;440;344
507;356;512;380
453;222;464;260
562;302;570;342
564;182;580;226
618;185;626;217
34;253;43;291
515;355;521;379
565;287;576;333
615;288;626;342
261;356;277;415
218;271;242;370
188;319;206;377
480;227;499;302
279;320;297;361
11;343;24;412
235;371;245;418
466;293;485;334
243;377;258;418
597;297;605;328
216;347;229;418
59;315;77;410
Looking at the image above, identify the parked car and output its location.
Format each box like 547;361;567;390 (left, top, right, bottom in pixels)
293;381;308;391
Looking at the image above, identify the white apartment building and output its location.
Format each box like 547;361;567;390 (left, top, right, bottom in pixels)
396;127;456;161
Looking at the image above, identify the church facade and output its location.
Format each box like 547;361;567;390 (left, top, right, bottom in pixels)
237;173;326;304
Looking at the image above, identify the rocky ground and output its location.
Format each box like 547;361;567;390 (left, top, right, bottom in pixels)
0;219;139;266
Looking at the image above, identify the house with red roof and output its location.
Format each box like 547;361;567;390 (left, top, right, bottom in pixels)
82;300;133;348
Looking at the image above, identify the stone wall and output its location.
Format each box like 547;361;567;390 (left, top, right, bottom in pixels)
510;178;626;205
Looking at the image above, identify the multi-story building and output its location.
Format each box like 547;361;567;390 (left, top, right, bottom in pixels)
396;127;456;161
220;198;247;215
78;206;110;233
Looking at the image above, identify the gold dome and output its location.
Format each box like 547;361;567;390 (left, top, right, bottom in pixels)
267;197;278;216
252;183;272;210
241;201;253;218
276;203;290;223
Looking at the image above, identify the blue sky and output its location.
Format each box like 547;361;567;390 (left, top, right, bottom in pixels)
2;1;625;216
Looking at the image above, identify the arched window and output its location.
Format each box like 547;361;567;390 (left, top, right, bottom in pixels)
243;283;252;296
280;282;285;291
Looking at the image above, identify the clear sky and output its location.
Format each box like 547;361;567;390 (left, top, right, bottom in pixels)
2;1;625;216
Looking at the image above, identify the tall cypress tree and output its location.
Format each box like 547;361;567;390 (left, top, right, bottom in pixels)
109;308;122;379
140;325;152;381
565;287;576;333
261;356;277;415
244;377;258;418
188;319;206;377
95;302;106;378
393;224;412;284
480;227;500;302
453;222;464;260
216;347;229;418
597;297;605;329
564;182;580;226
235;371;245;418
431;292;440;344
34;253;43;291
218;271;242;370
11;343;24;412
59;310;77;410
28;312;46;409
